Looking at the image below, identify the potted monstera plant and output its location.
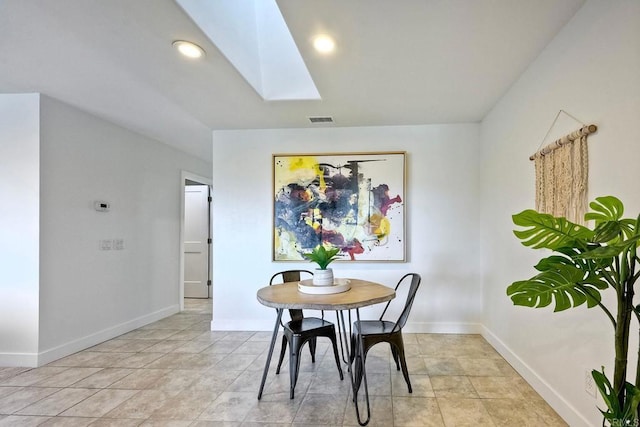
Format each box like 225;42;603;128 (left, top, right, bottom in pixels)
508;196;640;425
303;244;340;286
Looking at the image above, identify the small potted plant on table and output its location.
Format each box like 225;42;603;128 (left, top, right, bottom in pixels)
303;244;340;286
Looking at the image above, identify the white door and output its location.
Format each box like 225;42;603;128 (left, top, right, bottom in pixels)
184;184;210;298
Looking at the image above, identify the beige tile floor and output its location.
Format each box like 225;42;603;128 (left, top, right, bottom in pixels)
0;299;567;426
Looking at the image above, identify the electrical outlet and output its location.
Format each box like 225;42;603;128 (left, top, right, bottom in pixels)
99;239;112;251
585;369;597;398
113;238;124;250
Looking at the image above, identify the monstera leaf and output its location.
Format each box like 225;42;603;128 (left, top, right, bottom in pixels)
586;196;625;224
513;210;593;250
576;234;640;260
535;248;611;282
507;263;608;311
592;368;640;425
587;196;636;242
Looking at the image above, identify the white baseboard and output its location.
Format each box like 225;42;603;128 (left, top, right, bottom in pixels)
0;352;39;368
481;326;591;427
210;318;482;334
402;321;483;334
0;305;180;368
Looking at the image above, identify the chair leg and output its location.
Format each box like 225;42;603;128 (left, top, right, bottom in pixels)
390;345;401;371
349;333;356;363
309;337;317;363
276;335;287;375
329;333;344;380
289;337;304;399
396;345;412;393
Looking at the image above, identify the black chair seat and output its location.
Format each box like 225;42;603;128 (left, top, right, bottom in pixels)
353;320;397;335
286;317;335;333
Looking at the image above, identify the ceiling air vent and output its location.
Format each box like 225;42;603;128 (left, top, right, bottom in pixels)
308;116;334;124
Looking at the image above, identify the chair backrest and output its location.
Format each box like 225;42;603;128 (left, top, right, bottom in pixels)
379;273;421;332
269;269;313;322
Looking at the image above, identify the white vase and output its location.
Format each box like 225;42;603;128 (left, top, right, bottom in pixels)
313;268;334;286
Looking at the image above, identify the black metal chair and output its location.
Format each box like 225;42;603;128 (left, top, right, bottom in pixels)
270;270;344;399
350;273;421;393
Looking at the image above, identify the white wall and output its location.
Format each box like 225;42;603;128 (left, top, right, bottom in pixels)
36;96;212;364
479;1;640;425
0;94;41;366
211;124;482;332
0;94;212;366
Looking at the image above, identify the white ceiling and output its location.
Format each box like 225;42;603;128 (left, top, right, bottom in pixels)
0;0;585;161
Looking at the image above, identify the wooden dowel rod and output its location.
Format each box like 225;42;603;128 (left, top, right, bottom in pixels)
529;124;597;161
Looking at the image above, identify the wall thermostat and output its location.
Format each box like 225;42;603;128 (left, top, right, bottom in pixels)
94;201;110;212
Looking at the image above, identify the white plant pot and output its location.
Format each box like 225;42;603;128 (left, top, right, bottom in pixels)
313;268;334;286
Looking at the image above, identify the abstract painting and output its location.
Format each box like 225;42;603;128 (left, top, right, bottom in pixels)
273;152;405;262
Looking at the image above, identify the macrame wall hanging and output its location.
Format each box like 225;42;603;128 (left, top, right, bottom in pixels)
529;110;597;224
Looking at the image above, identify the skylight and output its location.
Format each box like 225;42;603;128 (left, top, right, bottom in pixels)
176;0;321;101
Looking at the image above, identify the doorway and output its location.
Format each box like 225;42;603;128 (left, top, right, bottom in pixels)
179;172;213;312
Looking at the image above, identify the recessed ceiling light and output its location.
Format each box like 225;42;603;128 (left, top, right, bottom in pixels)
173;40;205;59
313;35;335;54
